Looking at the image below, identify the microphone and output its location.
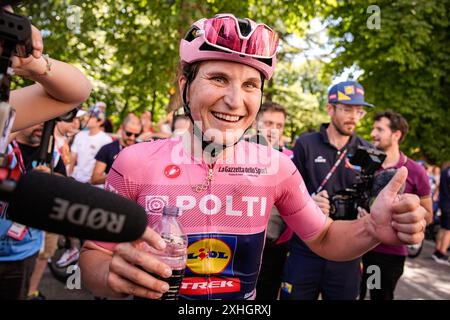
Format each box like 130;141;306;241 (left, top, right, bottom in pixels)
0;1;24;7
4;171;148;242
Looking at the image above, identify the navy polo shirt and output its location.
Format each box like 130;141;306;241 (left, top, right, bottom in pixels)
293;124;372;196
290;123;372;252
95;140;122;174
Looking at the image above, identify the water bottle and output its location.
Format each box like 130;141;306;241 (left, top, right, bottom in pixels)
135;206;187;300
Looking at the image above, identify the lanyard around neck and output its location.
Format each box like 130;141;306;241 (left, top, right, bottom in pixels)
314;148;348;195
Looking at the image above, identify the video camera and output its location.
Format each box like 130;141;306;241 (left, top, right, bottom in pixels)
330;145;390;220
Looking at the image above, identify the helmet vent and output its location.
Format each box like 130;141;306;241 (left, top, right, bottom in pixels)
237;18;252;36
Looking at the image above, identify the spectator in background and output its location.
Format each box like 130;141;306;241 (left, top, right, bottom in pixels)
360;111;432;300
1;124;67;300
68;105;112;182
421;163;440;216
91;114;142;187
92;102;113;134
58;105;112;269
171;114;190;137
432;166;441;215
157;110;174;136
137;111;154;141
54;109;86;172
254;102;293;300
432;163;450;266
280;80;373;300
0;8;91;300
24;122;68;299
138;110;173;141
102;118;114;134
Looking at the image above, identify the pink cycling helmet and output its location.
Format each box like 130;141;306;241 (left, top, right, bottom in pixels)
180;14;278;80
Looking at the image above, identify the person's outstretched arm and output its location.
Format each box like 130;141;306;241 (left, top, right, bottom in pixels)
305;167;426;261
6;22;92;131
279;166;427;262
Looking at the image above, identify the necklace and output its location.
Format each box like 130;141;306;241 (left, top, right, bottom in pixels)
192;164;214;193
182;135;224;193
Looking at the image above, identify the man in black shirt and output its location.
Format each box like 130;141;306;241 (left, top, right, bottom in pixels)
91;114;142;186
14;123;66;300
16;124;67;175
280;80;373;300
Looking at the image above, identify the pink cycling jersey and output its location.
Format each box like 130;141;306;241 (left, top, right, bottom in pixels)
97;137;326;299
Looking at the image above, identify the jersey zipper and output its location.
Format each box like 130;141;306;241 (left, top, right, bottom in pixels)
205;162;215;299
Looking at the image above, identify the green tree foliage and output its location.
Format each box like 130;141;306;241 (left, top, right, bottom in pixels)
17;0;326;127
16;0;446;162
269;59;330;143
323;0;450;163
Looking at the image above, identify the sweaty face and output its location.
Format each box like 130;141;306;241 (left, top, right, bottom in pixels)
371;117;395;151
182;61;262;146
257;110;286;147
329;104;365;136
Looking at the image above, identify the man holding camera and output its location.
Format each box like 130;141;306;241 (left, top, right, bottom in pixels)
359;111;432;300
280;80;373;300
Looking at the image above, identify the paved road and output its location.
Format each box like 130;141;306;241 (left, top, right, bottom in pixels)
38;240;449;300
395;240;450;300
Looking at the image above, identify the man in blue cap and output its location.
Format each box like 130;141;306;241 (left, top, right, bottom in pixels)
280;80;373;300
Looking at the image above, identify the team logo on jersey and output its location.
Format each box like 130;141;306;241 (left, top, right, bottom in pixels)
187;238;235;275
145;196;168;214
179;277;240;296
164;164;181;179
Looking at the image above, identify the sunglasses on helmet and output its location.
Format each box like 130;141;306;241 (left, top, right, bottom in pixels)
192;14;279;59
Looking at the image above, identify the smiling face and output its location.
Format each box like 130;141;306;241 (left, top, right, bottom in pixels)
179;61;262;145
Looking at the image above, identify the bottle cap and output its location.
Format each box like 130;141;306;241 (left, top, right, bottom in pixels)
162;206;180;217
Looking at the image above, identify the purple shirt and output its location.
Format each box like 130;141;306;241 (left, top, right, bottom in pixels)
372;152;431;256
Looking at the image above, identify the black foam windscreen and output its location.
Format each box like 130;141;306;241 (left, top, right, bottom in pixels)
6;171;148;242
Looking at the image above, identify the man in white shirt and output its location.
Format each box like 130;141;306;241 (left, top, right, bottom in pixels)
69;105;112;183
